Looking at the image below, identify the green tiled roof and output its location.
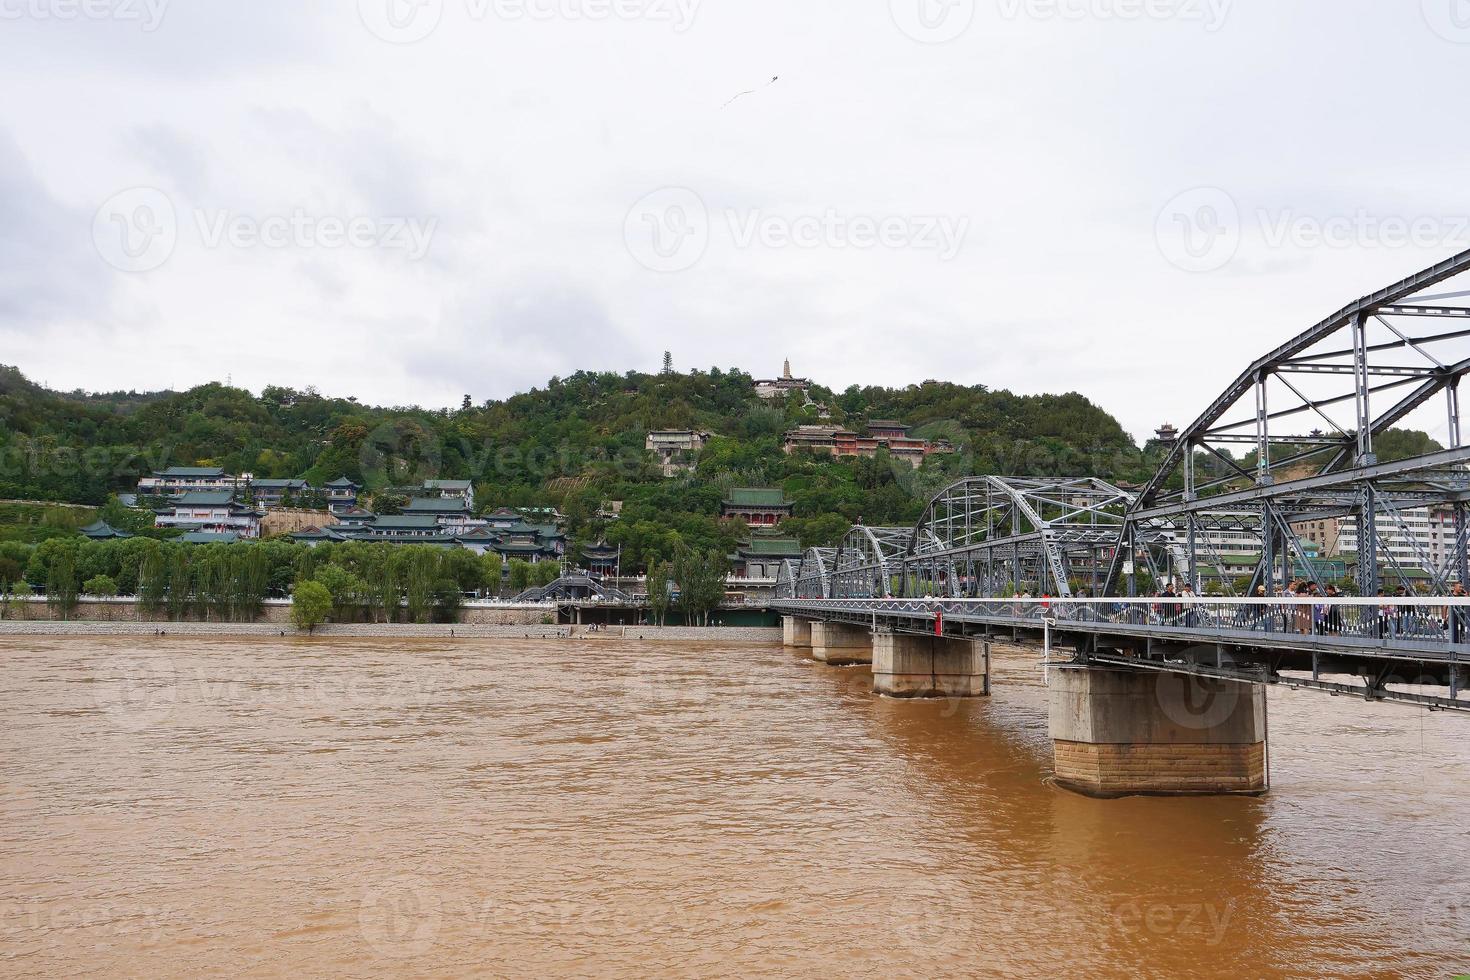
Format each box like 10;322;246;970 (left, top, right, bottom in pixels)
740;538;803;557
724;488;792;507
369;515;443;530
325;477;359;488
403;497;470;513
424;480;472;491
180;531;240;544
155;467;227;477
80;520;133;540
169;491;240;506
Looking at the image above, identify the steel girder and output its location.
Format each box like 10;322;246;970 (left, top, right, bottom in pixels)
831;526;910;598
774;559;799;600
1138;247;1470;509
1112;249;1470;596
902;476;1150;597
795;547;835;599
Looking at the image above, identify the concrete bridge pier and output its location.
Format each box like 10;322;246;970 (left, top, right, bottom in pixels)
872;632;990;698
781;616;813;649
1048;666;1268;798
809;621;873;665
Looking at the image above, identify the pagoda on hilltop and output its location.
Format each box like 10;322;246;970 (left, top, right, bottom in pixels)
754;359;813;399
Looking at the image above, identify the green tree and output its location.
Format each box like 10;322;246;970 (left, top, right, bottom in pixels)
0;556;20;593
291;579;333;630
82;574;118;597
46;550;79;618
672;545;727;626
647;561;672;626
507;559;532;593
530;560;560;587
480;552;504;595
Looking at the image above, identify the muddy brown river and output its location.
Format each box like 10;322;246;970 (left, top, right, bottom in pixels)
1;636;1467;977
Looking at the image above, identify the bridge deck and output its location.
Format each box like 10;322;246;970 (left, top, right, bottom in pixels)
773;597;1470;712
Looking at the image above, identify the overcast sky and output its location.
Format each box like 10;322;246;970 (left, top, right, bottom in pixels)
3;0;1469;443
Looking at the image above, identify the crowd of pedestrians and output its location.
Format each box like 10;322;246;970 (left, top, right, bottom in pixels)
1144;579;1470;640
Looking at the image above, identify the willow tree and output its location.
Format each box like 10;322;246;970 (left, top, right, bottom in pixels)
139;543;167;613
166;550;192;620
647;562;673;626
672;545;727;627
404;547;440;624
46;551;79;619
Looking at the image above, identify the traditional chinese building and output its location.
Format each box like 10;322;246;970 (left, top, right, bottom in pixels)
137;466;242;497
729;531;803;580
754;359;813;400
247;478;311;509
420;479;475;509
153;491;263;538
79;520;133;541
782;420;952;469
324;477;361;514
646;430;713;477
720;488;795;527
581;541;620;575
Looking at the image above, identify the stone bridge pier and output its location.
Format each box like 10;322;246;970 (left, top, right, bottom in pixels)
808;621;873;666
873;632;990;698
1048;666;1268;797
781;616;813;649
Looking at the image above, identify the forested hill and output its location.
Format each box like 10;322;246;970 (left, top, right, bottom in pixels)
0;363;1160;567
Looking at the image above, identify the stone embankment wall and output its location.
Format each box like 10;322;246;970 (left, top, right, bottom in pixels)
0;598;551;626
0;620;783;642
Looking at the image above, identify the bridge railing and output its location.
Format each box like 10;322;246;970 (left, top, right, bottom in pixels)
772;596;1470;649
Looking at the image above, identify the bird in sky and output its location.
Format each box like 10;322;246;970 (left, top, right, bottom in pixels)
722;76;780;109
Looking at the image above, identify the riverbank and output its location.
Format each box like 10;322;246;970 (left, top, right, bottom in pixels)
0;621;782;642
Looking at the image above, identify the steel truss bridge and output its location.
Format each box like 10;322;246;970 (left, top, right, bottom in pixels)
772;249;1470;712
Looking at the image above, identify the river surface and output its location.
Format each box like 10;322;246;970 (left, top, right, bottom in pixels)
1;635;1468;977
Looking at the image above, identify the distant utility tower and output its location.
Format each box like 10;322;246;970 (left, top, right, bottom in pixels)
662;351;674;374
